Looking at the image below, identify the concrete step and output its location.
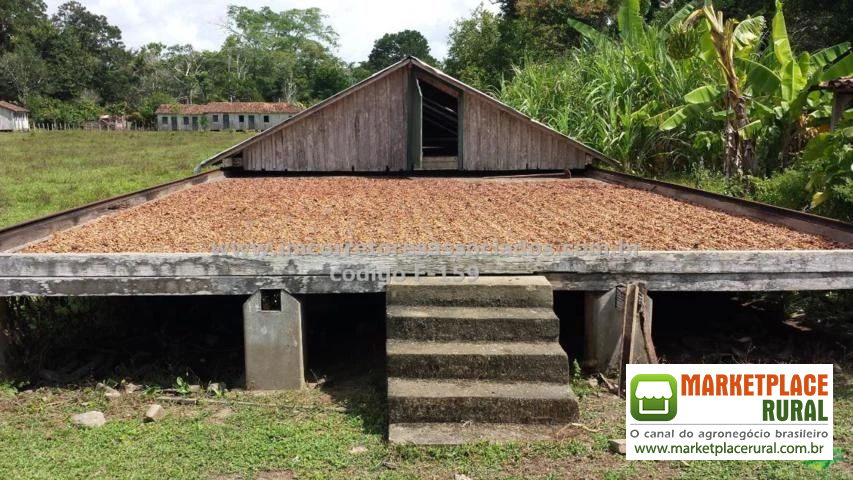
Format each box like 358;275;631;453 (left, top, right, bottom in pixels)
387;378;579;424
386;276;553;308
389;422;564;445
386;305;559;342
387;340;569;382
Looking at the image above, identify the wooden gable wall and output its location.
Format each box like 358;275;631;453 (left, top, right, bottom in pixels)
229;59;596;173
461;93;588;170
241;66;409;171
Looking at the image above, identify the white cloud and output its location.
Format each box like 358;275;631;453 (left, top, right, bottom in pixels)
44;0;498;62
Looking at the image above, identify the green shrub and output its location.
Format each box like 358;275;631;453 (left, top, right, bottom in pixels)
27;96;101;126
751;127;853;221
823;179;853;222
752;168;811;210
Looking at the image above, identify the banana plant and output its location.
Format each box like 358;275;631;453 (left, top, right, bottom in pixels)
738;1;853;168
651;2;766;177
652;0;852;177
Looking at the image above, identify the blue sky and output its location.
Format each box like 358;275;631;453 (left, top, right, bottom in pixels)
45;0;498;62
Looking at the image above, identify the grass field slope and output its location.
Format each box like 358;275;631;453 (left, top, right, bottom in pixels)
0;130;253;228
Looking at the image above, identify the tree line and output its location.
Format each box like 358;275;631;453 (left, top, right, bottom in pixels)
2;1;847;128
443;0;851;92
0;1;436;126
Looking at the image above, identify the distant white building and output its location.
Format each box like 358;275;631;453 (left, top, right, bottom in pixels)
156;102;302;131
0;100;30;132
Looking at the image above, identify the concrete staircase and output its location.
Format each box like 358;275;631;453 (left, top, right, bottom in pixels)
386;276;579;444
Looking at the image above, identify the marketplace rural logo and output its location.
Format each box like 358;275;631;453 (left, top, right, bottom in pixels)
630;374;678;421
630;370;830;422
626;365;834;461
630;373;828;422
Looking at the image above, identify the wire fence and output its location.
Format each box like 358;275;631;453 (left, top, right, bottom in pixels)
26;122;158;132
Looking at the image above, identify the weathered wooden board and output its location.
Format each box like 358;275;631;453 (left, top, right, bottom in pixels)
2;251;852;277
0;276;379;295
0;250;851;295
241;67;409;172
547;272;853;291
460;94;584;171
0;272;850;296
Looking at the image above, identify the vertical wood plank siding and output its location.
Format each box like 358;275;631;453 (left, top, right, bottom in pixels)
243;68;409;171
460;94;584;170
239;63;587;172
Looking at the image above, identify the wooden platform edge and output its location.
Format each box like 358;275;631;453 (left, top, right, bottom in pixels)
583;167;853;244
0;170;226;252
0;250;851;295
0;272;849;295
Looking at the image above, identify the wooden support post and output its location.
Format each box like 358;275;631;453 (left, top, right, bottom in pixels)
584;282;657;390
831;93;853;131
617;282;657;395
243;289;304;390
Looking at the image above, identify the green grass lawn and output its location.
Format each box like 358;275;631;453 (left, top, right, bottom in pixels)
0;130;253;228
0;373;849;480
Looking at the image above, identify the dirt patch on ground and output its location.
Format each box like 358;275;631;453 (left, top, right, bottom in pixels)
24;177;839;253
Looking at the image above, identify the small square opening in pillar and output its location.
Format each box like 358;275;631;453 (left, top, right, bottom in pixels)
260;289;282;311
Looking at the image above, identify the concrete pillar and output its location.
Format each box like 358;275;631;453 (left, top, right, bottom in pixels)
584;285;655;375
243;289;304;390
584;289;623;374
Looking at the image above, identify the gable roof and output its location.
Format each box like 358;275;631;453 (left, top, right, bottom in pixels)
0;100;29;113
156;102;301;115
195;57;615;173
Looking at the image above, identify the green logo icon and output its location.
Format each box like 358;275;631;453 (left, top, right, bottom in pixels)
630;374;678;421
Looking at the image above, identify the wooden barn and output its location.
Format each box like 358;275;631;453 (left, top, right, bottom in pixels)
196;57;603;173
1;57;852;445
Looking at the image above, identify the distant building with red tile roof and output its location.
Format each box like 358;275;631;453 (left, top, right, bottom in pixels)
156;102;302;131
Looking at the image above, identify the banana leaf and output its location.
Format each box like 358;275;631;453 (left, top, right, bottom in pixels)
798;52;812;79
567;18;610;44
780;59;805;102
684;85;721;104
659;104;704;130
772;0;793;66
737;58;781;96
733;16;766;53
617;0;644;45
821;51;853;81
812;42;851;69
737;120;762;140
663;2;697;32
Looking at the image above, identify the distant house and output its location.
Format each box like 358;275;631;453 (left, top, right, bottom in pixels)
155;102;302;132
83;115;130;131
0;100;30;132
